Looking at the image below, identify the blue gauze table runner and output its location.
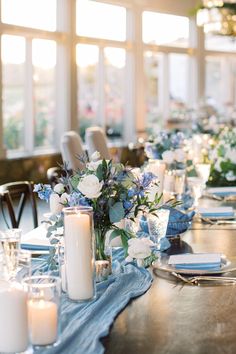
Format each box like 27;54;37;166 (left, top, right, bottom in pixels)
33;250;153;354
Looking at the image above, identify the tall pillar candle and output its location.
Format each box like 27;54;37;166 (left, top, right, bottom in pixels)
0;281;29;353
145;160;166;195
64;207;95;301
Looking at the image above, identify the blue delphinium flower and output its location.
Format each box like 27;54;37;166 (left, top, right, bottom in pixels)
68;192;82;206
123;200;133;210
139;172;156;189
34;184;52;202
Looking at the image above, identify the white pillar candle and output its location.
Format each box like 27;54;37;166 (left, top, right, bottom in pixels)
49;193;63;215
64;213;94;301
28;299;58;346
164;172;175;193
0;281;29;353
146;160;166;195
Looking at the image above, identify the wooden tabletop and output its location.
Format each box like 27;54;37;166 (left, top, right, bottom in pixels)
103;199;236;354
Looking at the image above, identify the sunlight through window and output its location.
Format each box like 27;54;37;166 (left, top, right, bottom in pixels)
76;0;126;41
1;0;56;31
142;12;189;47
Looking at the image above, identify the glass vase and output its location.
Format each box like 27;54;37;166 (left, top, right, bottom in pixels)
95;228;112;282
63;206;96;302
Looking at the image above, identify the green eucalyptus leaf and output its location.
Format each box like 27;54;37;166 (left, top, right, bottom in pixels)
70;175;80;190
109;202;125;223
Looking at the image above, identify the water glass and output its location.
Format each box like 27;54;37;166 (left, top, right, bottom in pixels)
23;275;61;349
187;177;204;207
0;228;22;255
147;209;170;250
3;249;31;281
195;163;211;188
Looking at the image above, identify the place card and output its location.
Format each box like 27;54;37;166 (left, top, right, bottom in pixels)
168;253;221;265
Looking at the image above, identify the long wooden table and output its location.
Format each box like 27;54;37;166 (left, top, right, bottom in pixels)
103;199;236;354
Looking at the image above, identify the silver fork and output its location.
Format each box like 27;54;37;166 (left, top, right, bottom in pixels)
171;272;236;285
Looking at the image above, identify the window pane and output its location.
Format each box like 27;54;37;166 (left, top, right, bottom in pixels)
76;44;99;140
144;51;163;133
2;35;25;151
32;39;56;148
143;12;189;47
76;0;126;41
205;34;236;52
104;47;126;139
1;0;56;31
169;54;188;116
205;56;222;111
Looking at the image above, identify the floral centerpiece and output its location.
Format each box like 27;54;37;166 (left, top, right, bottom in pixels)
145;131;186;166
34;152;166;268
207;127;236;187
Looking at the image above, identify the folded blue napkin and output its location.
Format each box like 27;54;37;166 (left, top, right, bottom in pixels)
207;187;236;197
169;253;221;271
198;207;234;218
21;243;51;251
175;263;221;270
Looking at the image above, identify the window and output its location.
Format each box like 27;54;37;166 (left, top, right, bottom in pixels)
76;2;127;141
142;11;191;127
1;0;57;31
104;47;126;138
2;35;25;151
144;51;163;133
76;44;99;139
32;39;56;148
205;33;236;115
142;12;189;47
169;54;189;115
76;0;126;41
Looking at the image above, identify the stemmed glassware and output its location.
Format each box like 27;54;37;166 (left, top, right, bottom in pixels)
147;209;170;250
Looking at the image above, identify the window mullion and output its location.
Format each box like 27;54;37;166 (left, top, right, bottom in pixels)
98;47;106;130
24;39;34;154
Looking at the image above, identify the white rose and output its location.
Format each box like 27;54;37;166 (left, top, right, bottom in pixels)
53;183;65;194
227;149;236;164
49;193;63;215
162;150;175;164
86;160;101;171
127;238;153;260
225;171;236;181
60;192;70;205
215;157;224;172
174;149;186;163
91;151;101;161
77;174;103;199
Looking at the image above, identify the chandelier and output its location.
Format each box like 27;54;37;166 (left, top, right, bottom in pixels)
197;1;236;36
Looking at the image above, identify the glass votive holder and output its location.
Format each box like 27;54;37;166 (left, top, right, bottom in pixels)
147;209;170;250
0;228;22;255
63;206;96;302
23;275;61;349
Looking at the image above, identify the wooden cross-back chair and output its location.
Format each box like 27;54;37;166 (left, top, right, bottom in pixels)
0;181;38;229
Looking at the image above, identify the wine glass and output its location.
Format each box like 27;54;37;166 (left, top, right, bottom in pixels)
147;209;170;250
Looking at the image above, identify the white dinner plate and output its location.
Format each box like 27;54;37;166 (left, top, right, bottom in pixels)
152;254;233;275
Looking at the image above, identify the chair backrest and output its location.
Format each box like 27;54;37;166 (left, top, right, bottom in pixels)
0;181;38;229
60;131;85;171
85;126;111;160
